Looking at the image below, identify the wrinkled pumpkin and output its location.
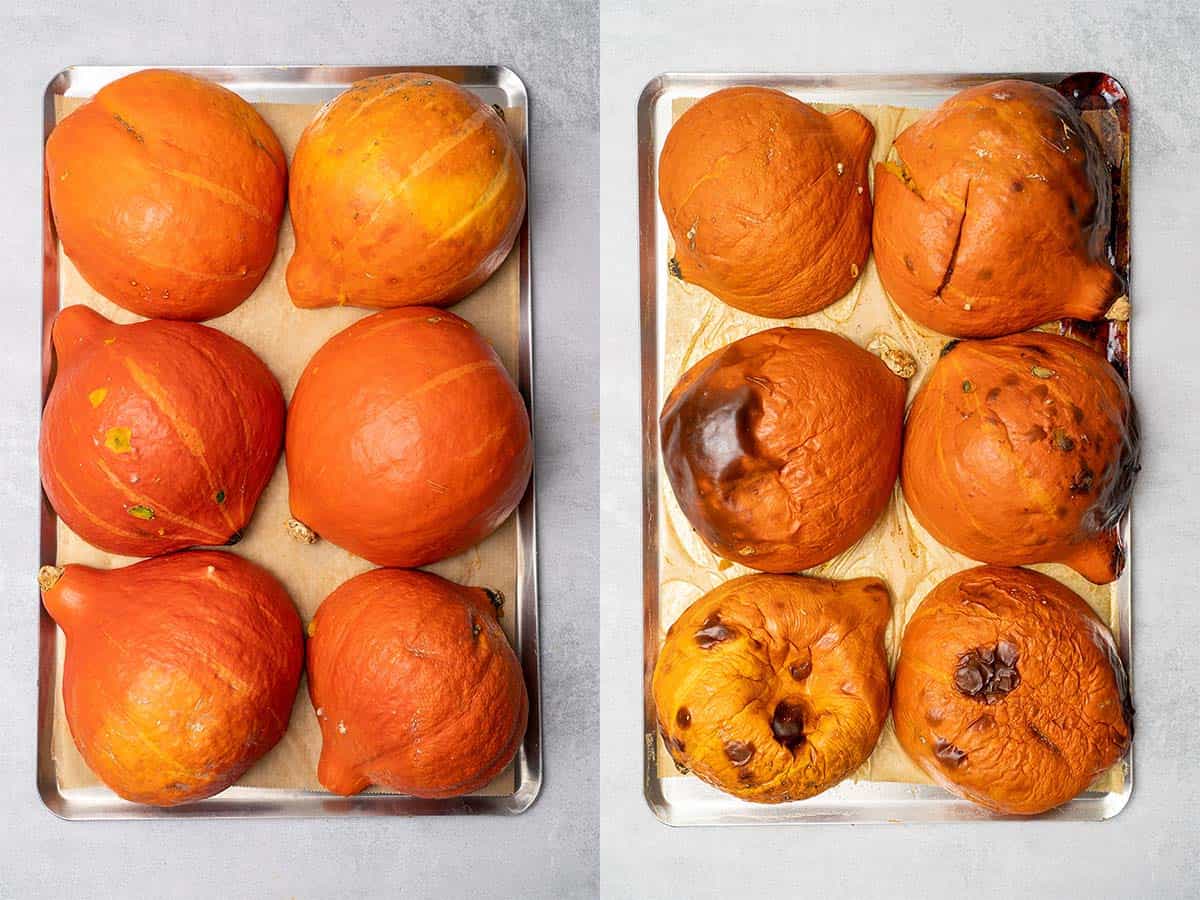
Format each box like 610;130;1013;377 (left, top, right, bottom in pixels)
902;332;1138;584
39;551;303;806
653;573;891;803
45;69;286;321
660;327;906;572
286;73;526;310
873;79;1122;337
40;305;285;557
893;566;1132;815
658;86;873;318
286;307;532;567
307;568;528;797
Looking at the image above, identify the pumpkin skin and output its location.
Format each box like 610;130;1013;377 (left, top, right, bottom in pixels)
286;73;526;310
873;79;1121;337
45;69;286;321
658;86;873;318
660;328;906;572
307;568;528;797
38;551;304;806
653;574;891;803
893;566;1132;815
40;305;285;557
286;307;532;567
902;332;1138;584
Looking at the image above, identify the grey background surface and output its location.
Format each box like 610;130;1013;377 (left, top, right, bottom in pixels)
0;1;598;898
600;1;1200;898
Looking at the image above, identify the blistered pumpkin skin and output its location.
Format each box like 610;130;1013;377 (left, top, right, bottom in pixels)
893;566;1132;816
658;86;873;318
873;79;1121;338
39;552;303;807
45;69;286;321
307;568;528;798
660;328;906;572
286;307;532;567
40;305;285;557
653;574;891;803
902;332;1138;584
286;73;525;310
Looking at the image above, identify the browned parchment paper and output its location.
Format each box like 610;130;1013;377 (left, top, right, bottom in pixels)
51;96;526;798
656;97;1123;792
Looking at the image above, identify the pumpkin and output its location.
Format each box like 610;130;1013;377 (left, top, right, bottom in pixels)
658;86;873;318
873;79;1122;337
893;566;1132;815
902;332;1138;584
286;307;531;567
660;327;906;572
286;73;526;310
653;574;891;803
307;568;528;797
38;551;304;806
45;69;286;321
40;305;285;557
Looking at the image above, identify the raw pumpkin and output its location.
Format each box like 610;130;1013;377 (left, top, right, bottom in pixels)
653;574;891;803
286;73;526;310
902;332;1138;584
40;305;285;557
38;551;303;806
893;566;1132;815
873;79;1122;337
660;327;907;572
286;307;532;567
306;568;528;797
658;86;873;318
45;68;286;321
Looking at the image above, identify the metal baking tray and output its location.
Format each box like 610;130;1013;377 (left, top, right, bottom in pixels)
639;72;1132;825
38;65;540;819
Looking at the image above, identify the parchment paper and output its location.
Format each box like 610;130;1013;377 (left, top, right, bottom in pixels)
51;96;526;798
656;97;1123;792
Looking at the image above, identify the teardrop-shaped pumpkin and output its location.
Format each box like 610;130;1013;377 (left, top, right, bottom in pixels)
40;305;285;557
902;332;1138;583
286;73;526;310
45;69;286;321
307;568;528;798
873;79;1122;337
286;307;532;567
658;86;874;318
39;551;303;806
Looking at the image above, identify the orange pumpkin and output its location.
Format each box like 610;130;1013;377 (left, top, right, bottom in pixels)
653;574;891;803
286;307;532;567
45;69;286;321
658;86;873;318
873;79;1122;337
902;332;1138;584
39;551;303;806
893;566;1132;815
286;73;526;310
307;568;528;797
660;328;907;572
40;305;285;557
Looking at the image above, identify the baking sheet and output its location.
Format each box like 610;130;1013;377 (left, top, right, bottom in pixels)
640;73;1133;824
39;66;540;819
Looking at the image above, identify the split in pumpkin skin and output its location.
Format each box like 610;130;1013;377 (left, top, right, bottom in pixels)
653;574;891;803
894;566;1132;816
39;552;304;807
658;85;874;318
286;72;526;310
45;69;286;321
40;305;285;558
872;79;1122;338
306;568;527;798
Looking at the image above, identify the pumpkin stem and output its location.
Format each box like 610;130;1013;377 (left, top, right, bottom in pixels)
37;565;64;592
482;587;505;617
286;518;318;545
